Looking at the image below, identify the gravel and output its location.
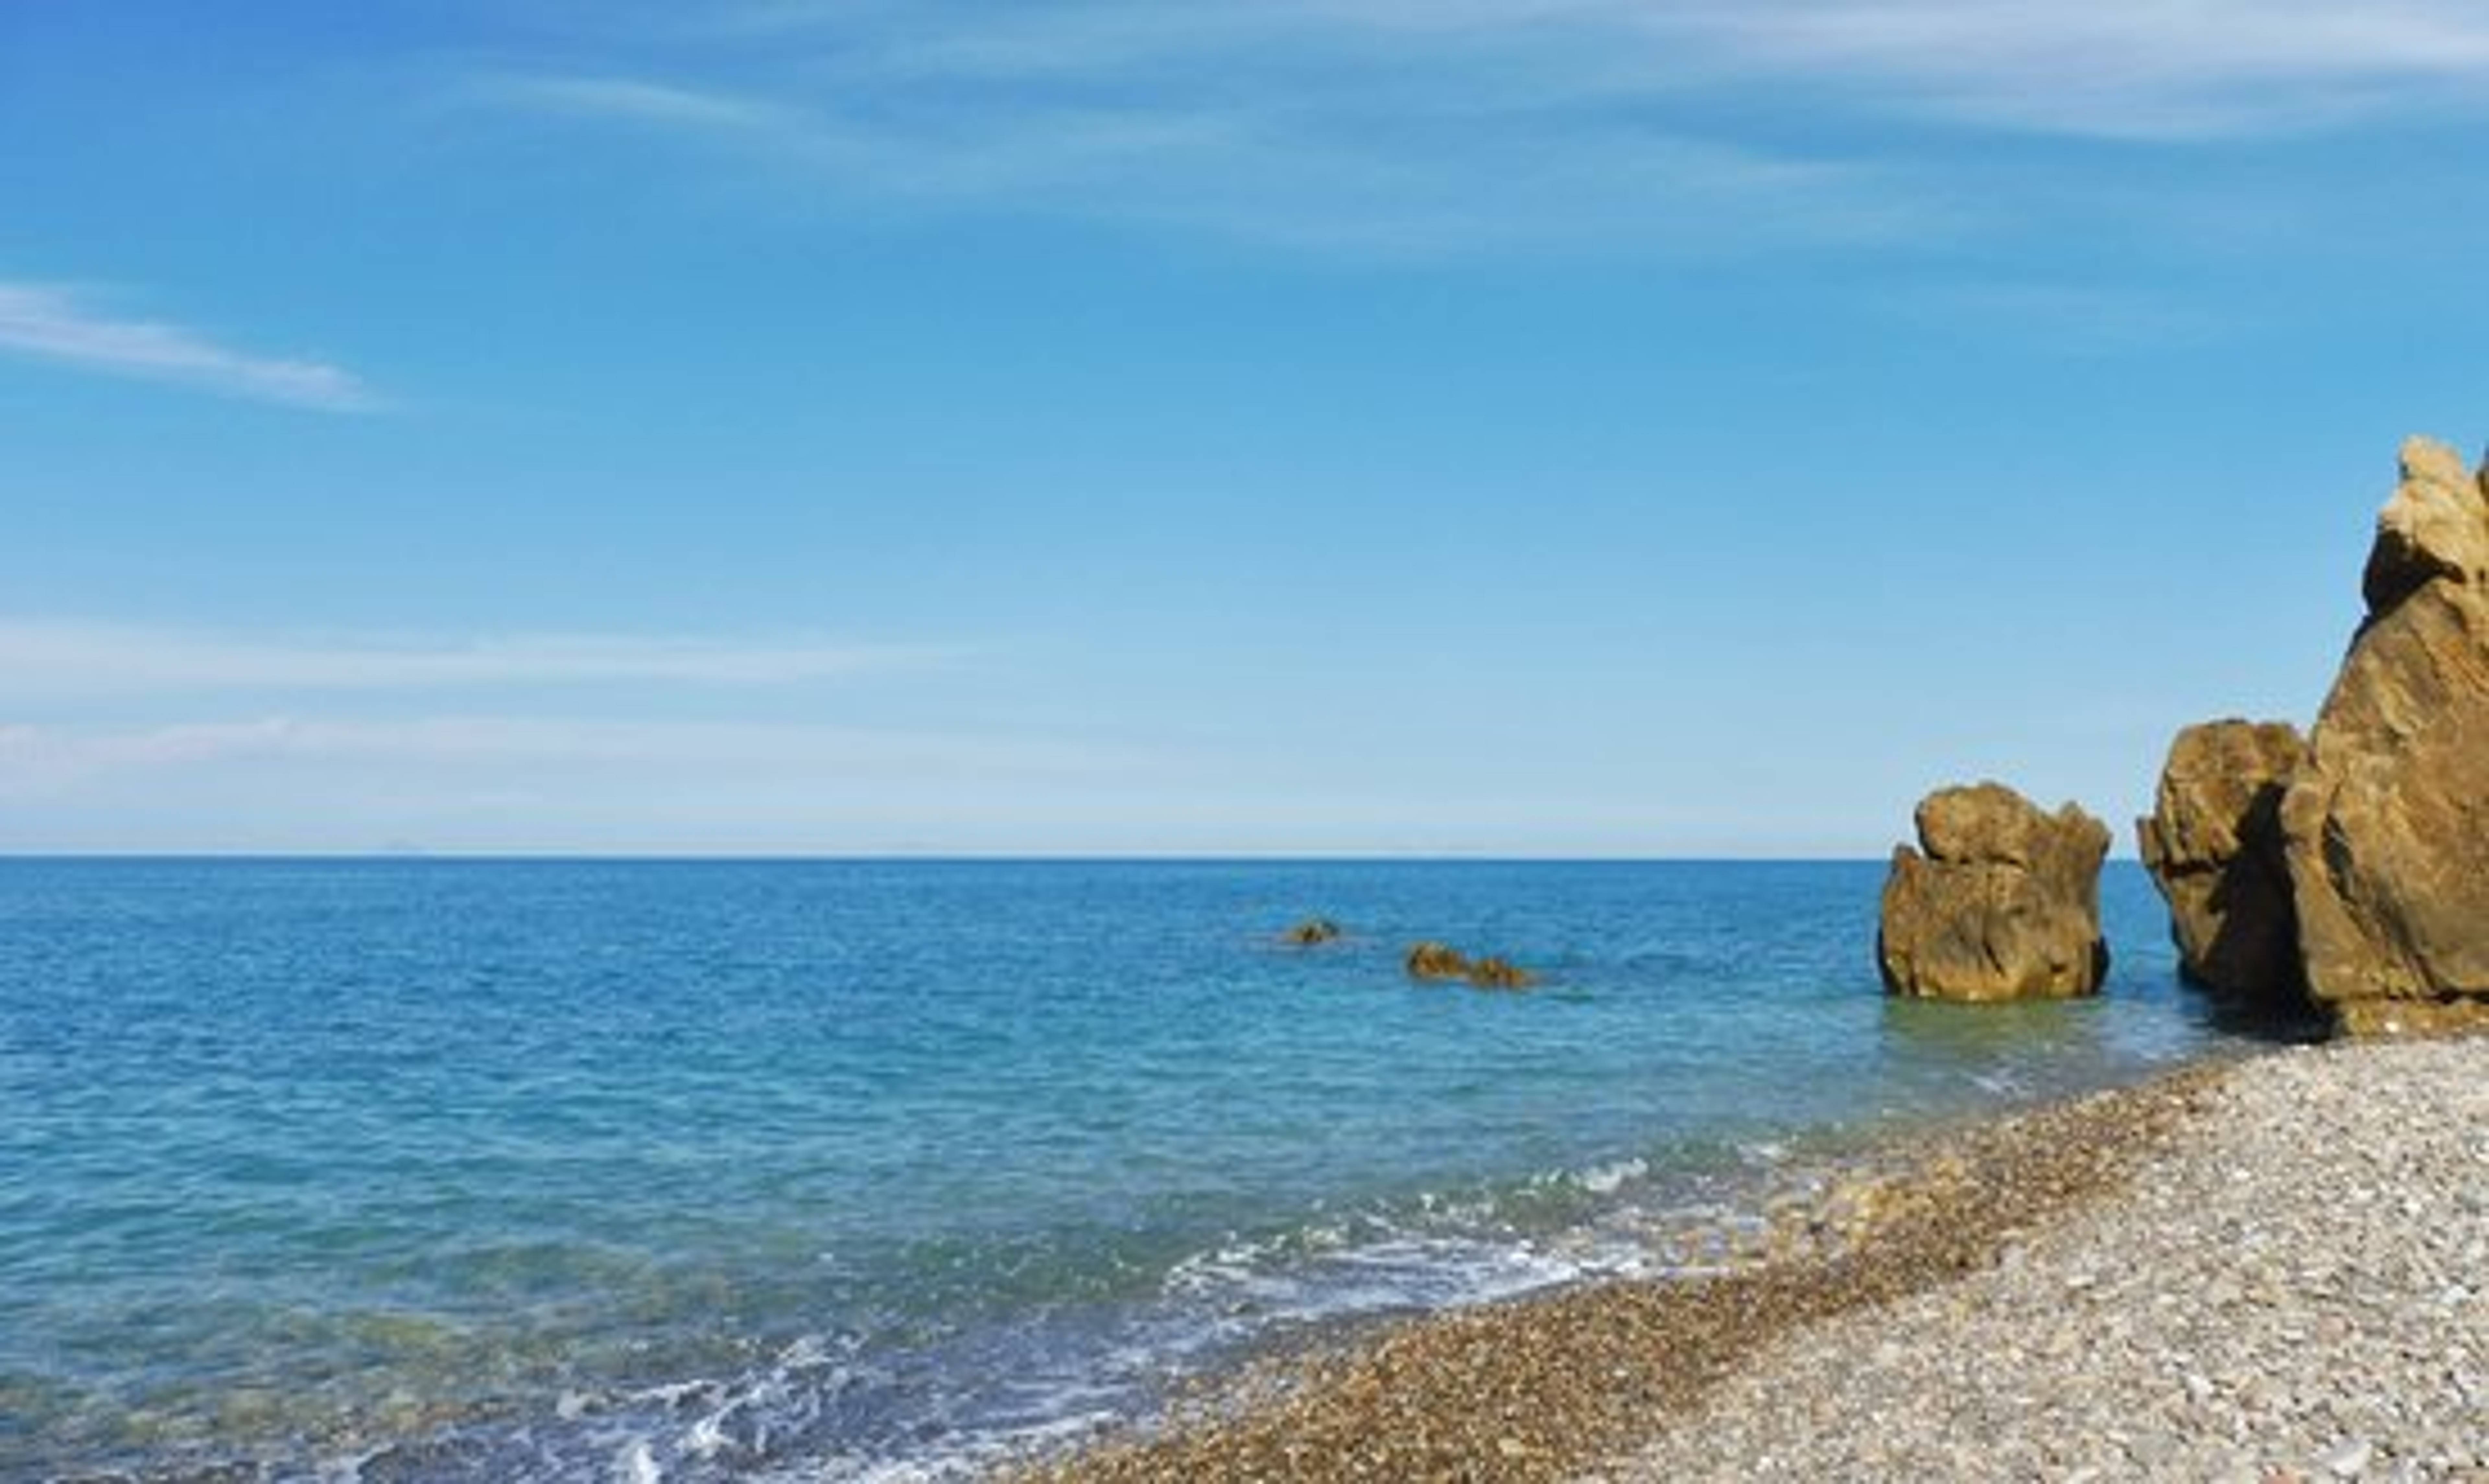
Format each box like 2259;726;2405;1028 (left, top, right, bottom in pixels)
1022;1038;2485;1483
1600;1037;2488;1482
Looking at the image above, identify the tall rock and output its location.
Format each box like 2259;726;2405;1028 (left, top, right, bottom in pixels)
2137;720;2308;1004
1878;782;2111;1002
2280;437;2489;1035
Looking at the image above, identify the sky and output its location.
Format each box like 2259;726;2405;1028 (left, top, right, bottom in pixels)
4;1;2487;855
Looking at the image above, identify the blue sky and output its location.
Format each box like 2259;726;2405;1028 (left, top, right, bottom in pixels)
4;1;2486;854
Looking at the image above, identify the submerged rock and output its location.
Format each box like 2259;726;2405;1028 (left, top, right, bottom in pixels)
1403;942;1536;990
2280;437;2489;1036
1877;782;2110;1002
1465;956;1537;991
2137;719;2308;1005
1283;918;1343;947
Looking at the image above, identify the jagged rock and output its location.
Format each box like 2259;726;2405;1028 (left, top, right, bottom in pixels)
2137;720;2308;1003
2280;437;2489;1035
1466;956;1536;991
1877;782;2110;1002
1283;918;1343;947
1405;941;1536;990
2360;437;2487;612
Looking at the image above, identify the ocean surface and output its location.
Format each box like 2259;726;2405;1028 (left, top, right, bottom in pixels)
0;858;2261;1482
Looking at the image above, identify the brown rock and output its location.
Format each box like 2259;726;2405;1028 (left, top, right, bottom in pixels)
2281;436;2489;1035
1877;783;2110;1002
2361;436;2487;612
1466;956;1537;991
1405;941;1471;981
1283;918;1343;947
2137;720;2308;1003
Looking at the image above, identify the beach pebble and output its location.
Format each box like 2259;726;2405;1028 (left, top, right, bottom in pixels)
1027;1040;2486;1484
1611;1040;2487;1483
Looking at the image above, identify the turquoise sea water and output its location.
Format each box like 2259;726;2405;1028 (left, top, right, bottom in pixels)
0;859;2251;1481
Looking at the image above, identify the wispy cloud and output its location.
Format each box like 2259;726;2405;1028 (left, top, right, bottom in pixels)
463;1;1972;256
928;1;2489;137
0;282;380;411
0;716;1162;858
0;715;1131;785
486;74;799;132
0;620;1118;849
0;620;951;698
471;69;1924;256
460;2;2489;254
1630;0;2489;138
1877;279;2229;354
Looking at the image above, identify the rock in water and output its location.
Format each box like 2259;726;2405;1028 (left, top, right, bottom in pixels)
1878;783;2111;1002
1283;918;1343;946
2137;720;2309;1003
1405;941;1471;981
1465;956;1537;991
2281;437;2489;1035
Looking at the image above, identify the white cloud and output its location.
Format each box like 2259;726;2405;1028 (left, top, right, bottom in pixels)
474;67;1925;255
665;2;2489;141
0;282;380;411
482;74;800;132
949;1;2489;136
1629;0;2489;137
0;620;951;697
0;715;1133;786
1876;280;2227;354
0;717;1162;856
0;621;1139;849
463;2;2489;255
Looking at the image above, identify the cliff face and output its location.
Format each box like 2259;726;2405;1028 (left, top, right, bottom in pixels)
1892;435;2489;1035
2137;720;2307;1005
2279;438;2489;1035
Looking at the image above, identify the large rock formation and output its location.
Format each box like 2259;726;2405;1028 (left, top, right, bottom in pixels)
2279;437;2489;1035
2137;720;2308;1004
1878;783;2111;1002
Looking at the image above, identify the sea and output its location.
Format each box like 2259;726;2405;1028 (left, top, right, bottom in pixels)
0;858;2270;1482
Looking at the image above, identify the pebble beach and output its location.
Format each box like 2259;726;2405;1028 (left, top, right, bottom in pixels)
1033;1037;2486;1483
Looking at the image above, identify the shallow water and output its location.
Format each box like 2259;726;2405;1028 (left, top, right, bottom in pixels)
0;859;2247;1480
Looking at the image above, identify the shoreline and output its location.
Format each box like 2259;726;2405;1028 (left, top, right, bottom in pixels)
1020;1038;2483;1481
